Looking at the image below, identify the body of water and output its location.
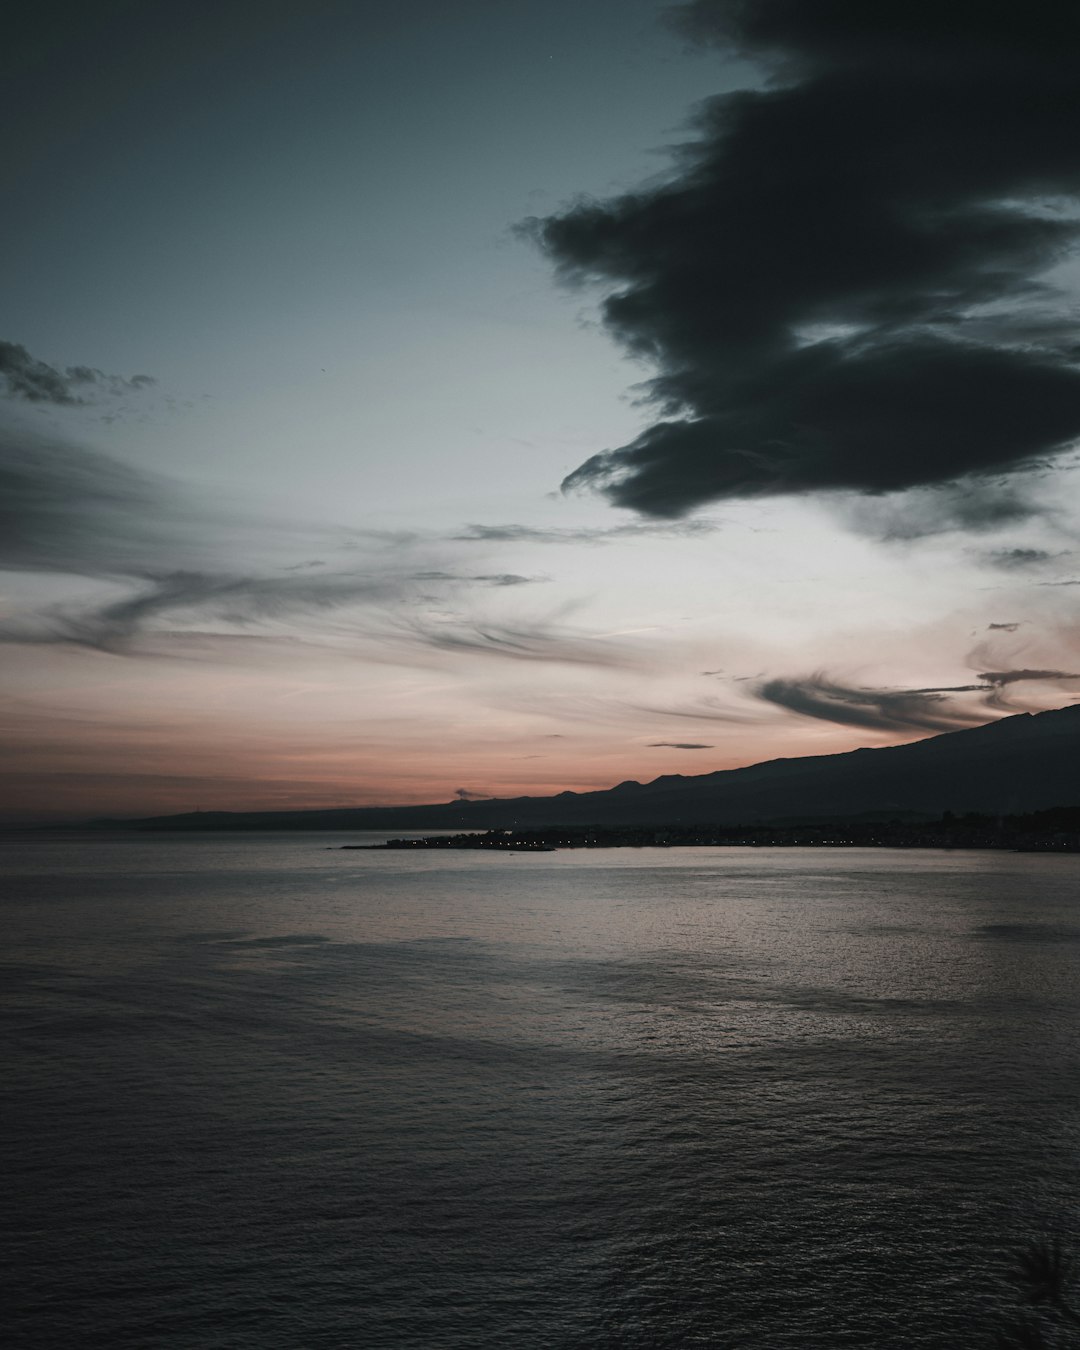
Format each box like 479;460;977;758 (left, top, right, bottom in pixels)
4;832;1080;1347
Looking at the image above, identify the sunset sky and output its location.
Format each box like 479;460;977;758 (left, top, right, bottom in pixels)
5;0;1080;822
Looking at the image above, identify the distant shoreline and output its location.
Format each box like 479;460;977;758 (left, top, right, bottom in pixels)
340;816;1080;854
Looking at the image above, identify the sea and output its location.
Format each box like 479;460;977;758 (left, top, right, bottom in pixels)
4;831;1080;1349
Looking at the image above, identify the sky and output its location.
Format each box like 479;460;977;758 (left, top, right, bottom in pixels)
5;0;1080;822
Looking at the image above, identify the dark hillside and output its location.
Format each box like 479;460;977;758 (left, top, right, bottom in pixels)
94;705;1080;831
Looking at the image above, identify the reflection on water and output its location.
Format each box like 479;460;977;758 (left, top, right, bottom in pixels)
3;833;1080;1347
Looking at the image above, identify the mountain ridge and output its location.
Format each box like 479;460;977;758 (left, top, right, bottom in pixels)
86;704;1080;831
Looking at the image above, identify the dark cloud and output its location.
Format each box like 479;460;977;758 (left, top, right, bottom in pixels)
454;788;491;801
529;1;1080;520
0;340;155;405
755;674;991;733
648;741;714;749
667;1;1080;68
987;623;1021;632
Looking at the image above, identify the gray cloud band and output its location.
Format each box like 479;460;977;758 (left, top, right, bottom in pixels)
529;0;1080;521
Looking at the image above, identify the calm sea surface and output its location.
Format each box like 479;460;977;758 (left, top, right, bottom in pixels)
4;832;1080;1348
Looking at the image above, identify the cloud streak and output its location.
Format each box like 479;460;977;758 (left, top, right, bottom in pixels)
452;519;720;544
632;695;763;724
10;570;413;653
529;1;1080;521
754;664;1080;731
754;674;991;733
411;570;544;587
648;741;714;749
391;615;646;670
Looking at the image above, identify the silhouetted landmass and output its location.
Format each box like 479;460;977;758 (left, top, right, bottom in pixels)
352;808;1080;853
85;704;1080;832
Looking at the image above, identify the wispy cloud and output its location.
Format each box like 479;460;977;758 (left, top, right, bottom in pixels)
0;429;193;578
0;428;554;656
977;667;1080;710
632;695;763;724
390;615;646;670
839;480;1046;541
5;570;412;653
